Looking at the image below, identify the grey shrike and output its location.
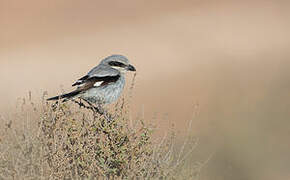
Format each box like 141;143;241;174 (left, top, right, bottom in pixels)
47;55;136;105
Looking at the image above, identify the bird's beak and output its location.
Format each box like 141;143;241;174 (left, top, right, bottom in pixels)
127;64;136;71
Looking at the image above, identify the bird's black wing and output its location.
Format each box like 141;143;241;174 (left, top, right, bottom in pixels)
72;75;89;86
47;90;81;101
47;75;120;101
74;75;121;91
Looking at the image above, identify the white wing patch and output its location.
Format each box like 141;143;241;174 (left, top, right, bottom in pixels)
94;81;103;87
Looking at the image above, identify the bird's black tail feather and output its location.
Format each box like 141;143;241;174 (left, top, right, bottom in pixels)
47;91;80;101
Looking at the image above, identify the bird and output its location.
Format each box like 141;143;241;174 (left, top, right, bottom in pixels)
47;55;136;105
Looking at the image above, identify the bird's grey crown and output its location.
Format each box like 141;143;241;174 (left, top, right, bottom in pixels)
100;54;129;66
87;55;129;77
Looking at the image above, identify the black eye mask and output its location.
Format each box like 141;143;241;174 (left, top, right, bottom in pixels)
108;61;126;68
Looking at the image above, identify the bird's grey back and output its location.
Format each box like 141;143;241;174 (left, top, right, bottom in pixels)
87;64;120;77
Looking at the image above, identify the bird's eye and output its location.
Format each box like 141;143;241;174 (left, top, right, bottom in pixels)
109;61;126;67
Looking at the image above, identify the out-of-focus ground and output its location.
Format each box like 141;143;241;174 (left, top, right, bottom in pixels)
1;0;290;179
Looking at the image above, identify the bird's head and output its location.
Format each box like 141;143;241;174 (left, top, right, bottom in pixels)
101;55;136;73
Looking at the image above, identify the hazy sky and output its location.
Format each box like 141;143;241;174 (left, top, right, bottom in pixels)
1;1;290;179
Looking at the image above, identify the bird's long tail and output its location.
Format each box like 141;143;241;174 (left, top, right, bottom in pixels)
47;90;81;101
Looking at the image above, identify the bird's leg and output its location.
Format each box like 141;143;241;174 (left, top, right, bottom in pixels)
79;98;105;115
71;98;113;122
80;99;114;122
71;99;93;111
96;103;113;122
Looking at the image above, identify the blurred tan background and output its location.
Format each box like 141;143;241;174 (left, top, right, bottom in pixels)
1;0;290;179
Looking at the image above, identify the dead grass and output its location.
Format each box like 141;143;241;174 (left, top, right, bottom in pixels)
0;94;203;179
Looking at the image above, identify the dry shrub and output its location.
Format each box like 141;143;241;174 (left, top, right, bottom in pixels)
0;95;203;179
